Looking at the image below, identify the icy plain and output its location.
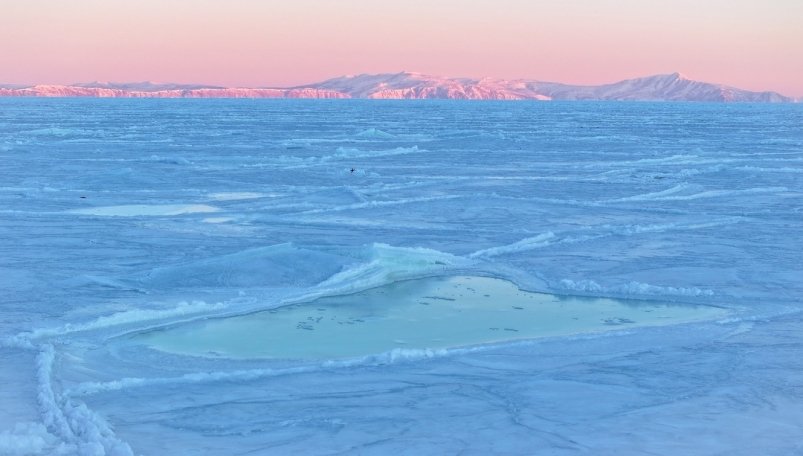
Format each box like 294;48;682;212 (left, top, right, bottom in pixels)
0;99;801;455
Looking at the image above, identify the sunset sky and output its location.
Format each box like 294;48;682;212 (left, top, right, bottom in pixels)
2;0;801;96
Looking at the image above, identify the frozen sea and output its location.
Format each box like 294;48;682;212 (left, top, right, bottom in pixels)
0;99;802;455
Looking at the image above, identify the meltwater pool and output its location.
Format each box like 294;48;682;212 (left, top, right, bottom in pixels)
135;276;727;359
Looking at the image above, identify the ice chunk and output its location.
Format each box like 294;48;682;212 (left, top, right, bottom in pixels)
355;128;396;139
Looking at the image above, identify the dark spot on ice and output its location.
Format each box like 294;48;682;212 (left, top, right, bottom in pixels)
80;196;86;199
503;328;518;332
423;296;456;301
512;306;524;310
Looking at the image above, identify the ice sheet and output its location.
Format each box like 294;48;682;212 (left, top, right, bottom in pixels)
0;99;801;455
135;276;726;359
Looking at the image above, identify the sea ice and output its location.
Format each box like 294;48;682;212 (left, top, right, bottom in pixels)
1;99;800;455
135;275;726;359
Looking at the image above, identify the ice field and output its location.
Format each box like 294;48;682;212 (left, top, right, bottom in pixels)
1;99;802;455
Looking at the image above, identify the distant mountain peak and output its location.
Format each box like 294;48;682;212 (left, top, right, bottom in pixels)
0;73;793;102
304;72;792;102
626;72;689;84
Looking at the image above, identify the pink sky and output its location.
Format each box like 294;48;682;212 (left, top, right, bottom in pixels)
2;0;801;96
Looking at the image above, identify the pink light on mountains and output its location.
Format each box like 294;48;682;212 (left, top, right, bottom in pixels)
1;0;801;97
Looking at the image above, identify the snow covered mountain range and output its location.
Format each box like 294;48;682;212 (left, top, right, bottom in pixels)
0;72;794;102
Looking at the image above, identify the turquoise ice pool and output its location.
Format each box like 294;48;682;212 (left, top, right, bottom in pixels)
135;276;727;359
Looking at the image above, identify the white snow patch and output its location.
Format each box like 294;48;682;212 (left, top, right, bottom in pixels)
68;204;220;216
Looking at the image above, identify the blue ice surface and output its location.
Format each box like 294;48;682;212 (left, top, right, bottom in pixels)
134;275;727;360
0;98;801;455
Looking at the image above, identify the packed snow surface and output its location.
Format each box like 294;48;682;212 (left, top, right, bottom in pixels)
0;99;801;455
